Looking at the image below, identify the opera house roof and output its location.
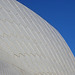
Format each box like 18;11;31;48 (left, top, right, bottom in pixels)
0;0;75;75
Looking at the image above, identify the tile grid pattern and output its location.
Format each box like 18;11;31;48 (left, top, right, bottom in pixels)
0;0;75;75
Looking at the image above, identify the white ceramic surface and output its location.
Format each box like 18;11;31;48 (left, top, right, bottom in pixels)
0;0;75;75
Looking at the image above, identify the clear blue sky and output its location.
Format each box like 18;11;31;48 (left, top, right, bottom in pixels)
17;0;75;56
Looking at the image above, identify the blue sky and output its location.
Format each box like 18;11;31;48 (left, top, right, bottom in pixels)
17;0;75;56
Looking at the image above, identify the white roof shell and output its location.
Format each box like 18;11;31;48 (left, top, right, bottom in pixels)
0;0;75;75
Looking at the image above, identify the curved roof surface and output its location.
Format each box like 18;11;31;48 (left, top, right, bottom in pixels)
0;0;75;75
